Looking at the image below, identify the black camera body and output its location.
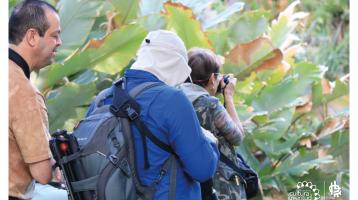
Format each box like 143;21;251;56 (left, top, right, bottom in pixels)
217;74;230;94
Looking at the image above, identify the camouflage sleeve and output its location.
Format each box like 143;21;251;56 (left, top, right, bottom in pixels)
212;100;244;146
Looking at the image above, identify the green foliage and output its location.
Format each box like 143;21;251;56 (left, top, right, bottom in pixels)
164;2;211;49
39;25;146;90
47;82;96;132
10;0;347;198
112;0;140;26
203;2;245;30
229;10;270;44
56;0;104;61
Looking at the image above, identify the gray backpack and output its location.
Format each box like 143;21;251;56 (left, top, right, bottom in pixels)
56;79;177;200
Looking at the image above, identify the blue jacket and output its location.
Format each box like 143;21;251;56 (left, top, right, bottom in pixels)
86;69;219;199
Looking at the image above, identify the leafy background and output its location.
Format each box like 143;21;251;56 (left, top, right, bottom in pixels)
9;0;349;199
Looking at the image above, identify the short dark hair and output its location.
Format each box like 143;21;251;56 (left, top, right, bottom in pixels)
9;0;57;45
188;48;220;87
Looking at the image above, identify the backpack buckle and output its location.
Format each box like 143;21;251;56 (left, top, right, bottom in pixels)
124;105;139;120
108;154;119;166
110;105;120;115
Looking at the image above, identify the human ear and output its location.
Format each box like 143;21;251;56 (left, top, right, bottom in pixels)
25;28;40;47
209;74;216;89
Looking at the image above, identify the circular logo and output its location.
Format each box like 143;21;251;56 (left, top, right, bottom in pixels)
288;181;320;200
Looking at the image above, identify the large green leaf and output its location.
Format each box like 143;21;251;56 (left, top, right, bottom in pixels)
268;0;309;48
326;79;349;102
207;29;230;55
112;0;139;26
224;37;283;80
251;62;321;113
47;82;96;132
236;136;261;171
228;10;270;44
313;79;349;108
140;0;166;16
41;25;147;89
273;152;335;176
173;0;211;16
253;107;295;141
203;2;245;29
164;2;211;49
93;50;133;75
56;0;103;61
139;14;167;31
255;134;300;157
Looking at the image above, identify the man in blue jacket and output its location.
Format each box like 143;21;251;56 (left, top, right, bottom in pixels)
86;30;219;199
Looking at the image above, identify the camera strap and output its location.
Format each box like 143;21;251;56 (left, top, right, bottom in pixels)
9;48;30;79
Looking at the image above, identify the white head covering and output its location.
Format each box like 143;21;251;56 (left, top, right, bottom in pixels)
131;30;192;86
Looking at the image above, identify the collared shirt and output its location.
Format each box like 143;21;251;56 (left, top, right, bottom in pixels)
9;60;52;199
87;69;219;199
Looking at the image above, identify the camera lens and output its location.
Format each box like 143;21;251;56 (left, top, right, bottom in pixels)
223;75;230;84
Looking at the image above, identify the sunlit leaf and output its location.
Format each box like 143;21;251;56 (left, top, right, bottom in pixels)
139;14;166;31
268;0;309;49
236;72;257;94
236;103;268;123
252;62;321;113
236;137;261;170
173;0;212;16
112;0;139;26
283;44;305;64
140;0;167;16
225;37;283;79
294;95;312;113
163;2;211;49
56;0;103;61
203;2;245;29
253;108;295;140
208;29;230;55
317;116;349;139
228;10;270;44
47;82;96;132
273;152;334;176
312;79;349;107
254;134;300;156
326;79;349;102
41;25;146;89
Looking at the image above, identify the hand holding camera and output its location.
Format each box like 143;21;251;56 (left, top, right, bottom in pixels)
219;74;237;99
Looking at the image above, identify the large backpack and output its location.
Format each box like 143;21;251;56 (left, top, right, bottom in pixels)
52;78;177;200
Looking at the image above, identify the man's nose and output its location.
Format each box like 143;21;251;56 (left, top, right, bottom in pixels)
57;37;62;46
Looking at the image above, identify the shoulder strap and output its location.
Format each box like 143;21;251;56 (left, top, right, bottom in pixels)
111;79;174;169
129;81;163;98
219;151;249;187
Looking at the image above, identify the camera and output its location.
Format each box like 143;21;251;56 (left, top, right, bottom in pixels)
217;74;230;94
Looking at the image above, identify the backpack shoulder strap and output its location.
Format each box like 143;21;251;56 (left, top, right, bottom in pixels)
129;81;164;98
111;79;174;169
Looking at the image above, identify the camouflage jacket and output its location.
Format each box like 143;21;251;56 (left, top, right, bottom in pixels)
179;83;247;200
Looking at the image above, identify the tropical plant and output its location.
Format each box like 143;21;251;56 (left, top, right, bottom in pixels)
9;0;349;199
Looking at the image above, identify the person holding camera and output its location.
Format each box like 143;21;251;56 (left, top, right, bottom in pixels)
85;30;219;199
178;47;246;200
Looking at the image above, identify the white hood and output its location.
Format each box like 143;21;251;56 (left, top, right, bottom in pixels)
131;30;191;86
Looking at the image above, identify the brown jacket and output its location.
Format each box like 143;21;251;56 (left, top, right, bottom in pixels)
9;60;52;199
